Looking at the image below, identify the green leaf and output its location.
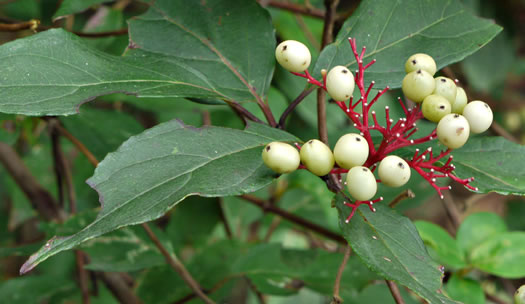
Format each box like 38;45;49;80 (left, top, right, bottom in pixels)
355;282;420;304
0;275;75;304
445;274;485;304
415;221;467;269
470;232;525;278
335;194;459;304
314;0;502;88
0;0;275;116
20;121;298;273
451;137;525;195
137;241;377;303
53;0;114;20
60;107;144;160
456;212;507;255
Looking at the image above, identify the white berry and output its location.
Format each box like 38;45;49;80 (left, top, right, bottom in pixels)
333;133;369;169
300;139;334;176
378;155;411;187
402;69;435;103
346;166;377;201
452;87;468;114
422;94;451;123
262;142;300;174
437;114;470;149
462;100;493;134
275;40;311;73
405;53;437;76
325;66;355;101
515;285;525;304
433;77;457;104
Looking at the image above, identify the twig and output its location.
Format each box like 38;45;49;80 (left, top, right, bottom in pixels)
98;272;143;304
442;193;461;229
55;123;100;167
239;195;346;244
316;0;340;144
174;277;232;304
278;87;315;128
76;251;91;304
0;143;64;221
49;119;90;303
386;280;406;304
246;277;266;304
259;0;325;19
218;198;233;239
71;28;128;38
484;292;508;304
0;19;39;31
388;189;415;208
331;245;351;304
225;100;264;125
490;121;519;143
141;223;216;304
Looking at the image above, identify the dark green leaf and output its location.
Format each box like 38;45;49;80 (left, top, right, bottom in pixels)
314;0;502;88
166;196;222;249
415;221;467;269
60;107;144;160
451;137;525;195
20;121;298;273
456;212;507;255
335;194;459;304
445;274;485;304
0;0;274;116
137;241;377;303
0;275;75;304
354;282;420;304
53;0;114;20
470;232;525;278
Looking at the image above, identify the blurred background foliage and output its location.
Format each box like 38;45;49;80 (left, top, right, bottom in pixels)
0;0;523;303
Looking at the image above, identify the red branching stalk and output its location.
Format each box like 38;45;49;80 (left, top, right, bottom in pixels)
291;38;476;221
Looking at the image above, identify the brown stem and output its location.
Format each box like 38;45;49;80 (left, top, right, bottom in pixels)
225;100;264;124
259;0;325;19
141;223;216;304
442;193;462;229
316;0;340;144
388;189;416;208
98;272;143;304
49;119;90;303
316;89;329;144
0;143;64;221
239;195;346;244
278;87;315;129
71;28;128;38
484;292;508;304
331;245;351;304
490;121;519;143
76;251;91;304
386;280;406;304
55;123;100;167
218;198;233;239
174;277;232;304
0;19;39;31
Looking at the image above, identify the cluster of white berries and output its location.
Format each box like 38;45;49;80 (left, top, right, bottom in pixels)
266;40;490;204
262;134;410;201
402;54;493;149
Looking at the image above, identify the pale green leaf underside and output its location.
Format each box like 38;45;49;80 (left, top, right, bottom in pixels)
20;122;298;273
314;0;502;88
335;195;459;304
0;0;274;116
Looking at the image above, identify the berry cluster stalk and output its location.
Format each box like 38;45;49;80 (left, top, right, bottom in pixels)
290;38;477;221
